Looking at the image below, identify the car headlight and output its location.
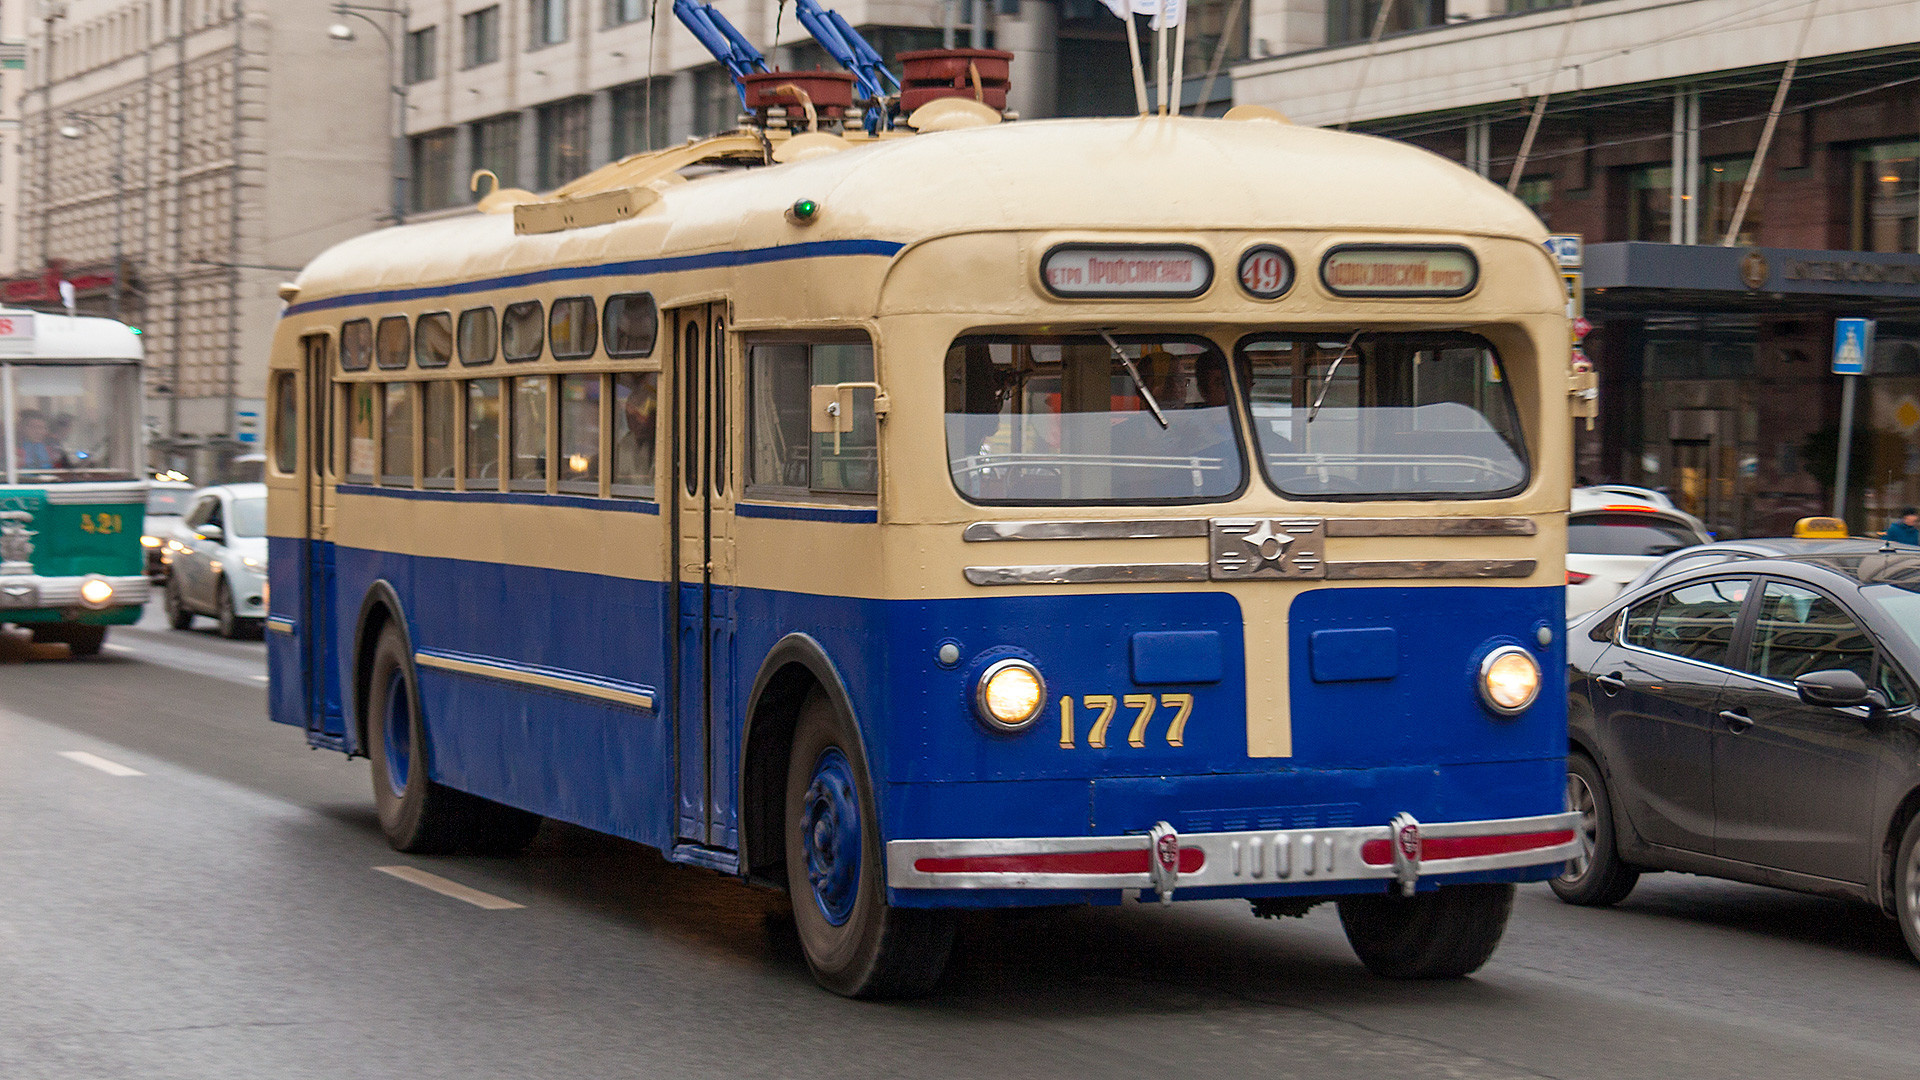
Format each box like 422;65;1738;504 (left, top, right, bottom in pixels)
241;556;263;571
975;658;1046;731
1479;645;1541;715
141;534;162;548
78;576;115;608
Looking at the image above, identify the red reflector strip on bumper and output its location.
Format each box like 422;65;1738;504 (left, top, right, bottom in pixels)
915;848;1206;876
1359;830;1575;866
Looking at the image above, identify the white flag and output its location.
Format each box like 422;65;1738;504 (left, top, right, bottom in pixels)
1097;0;1183;29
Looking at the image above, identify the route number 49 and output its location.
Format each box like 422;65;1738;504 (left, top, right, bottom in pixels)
1060;693;1194;749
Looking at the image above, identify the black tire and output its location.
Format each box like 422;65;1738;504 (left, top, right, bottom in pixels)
1550;752;1641;907
365;625;541;855
1893;813;1920;965
784;689;954;998
1337;883;1515;979
164;576;193;630
30;622;107;657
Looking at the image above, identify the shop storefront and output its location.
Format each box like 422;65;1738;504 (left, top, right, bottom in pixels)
1580;243;1920;539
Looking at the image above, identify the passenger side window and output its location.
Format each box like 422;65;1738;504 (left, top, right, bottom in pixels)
414;312;454;368
611;372;657;496
1624;578;1747;666
347;382;377;480
502;300;544;362
465;378;502;485
341;319;374;371
382;383;415;485
1747;581;1875;684
422;380;457;486
549;297;598;359
458;308;497;365
376;315;411;370
271;371;297;475
747;339;876;496
185;495;217;530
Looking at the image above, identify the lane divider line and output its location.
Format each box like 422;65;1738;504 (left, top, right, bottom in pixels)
373;865;525;910
58;750;145;777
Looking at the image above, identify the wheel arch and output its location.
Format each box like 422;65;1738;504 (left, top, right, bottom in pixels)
1880;784;1920;916
350;580;412;758
739;633;870;889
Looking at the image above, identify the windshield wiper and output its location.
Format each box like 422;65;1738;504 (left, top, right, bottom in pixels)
1098;330;1169;430
1307;331;1363;423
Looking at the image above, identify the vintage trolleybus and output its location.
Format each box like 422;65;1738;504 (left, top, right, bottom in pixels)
266;110;1583;996
2;309;149;654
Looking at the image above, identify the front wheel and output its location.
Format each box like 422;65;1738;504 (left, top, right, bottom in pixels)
1550;752;1641;906
1893;814;1920;964
1337;883;1514;979
215;579;262;640
784;690;953;998
164;576;193;630
30;622;107;657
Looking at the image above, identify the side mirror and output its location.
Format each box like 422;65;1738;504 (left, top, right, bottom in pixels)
196;524;224;543
1794;669;1887;711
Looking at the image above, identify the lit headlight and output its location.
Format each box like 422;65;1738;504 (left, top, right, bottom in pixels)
1479;646;1541;715
975;658;1046;731
141;534;162;548
78;576;116;608
241;556;263;571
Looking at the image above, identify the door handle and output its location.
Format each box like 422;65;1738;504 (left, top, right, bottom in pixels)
1718;709;1753;734
1595;673;1626;692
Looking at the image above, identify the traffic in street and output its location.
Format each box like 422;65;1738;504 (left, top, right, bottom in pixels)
2;610;1916;1080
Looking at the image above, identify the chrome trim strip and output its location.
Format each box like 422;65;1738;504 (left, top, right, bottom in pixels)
964;519;1208;542
1325;517;1537;538
963;563;1209;586
0;573;149;608
41;485;148;505
414;650;655;711
887;811;1581;891
1325;559;1536;580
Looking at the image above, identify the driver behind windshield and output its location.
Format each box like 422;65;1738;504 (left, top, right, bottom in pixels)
15;409;67;471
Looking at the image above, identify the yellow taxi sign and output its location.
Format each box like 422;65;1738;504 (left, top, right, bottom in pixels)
1793;516;1849;539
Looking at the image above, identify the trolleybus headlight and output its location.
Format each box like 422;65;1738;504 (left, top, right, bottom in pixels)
141;534;162;548
78;576;115;609
976;658;1046;731
1479;646;1541;715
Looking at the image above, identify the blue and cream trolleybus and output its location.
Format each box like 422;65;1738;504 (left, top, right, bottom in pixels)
266;77;1582;996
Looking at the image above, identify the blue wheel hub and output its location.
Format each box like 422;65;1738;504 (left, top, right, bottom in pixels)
382;669;413;798
802;748;862;927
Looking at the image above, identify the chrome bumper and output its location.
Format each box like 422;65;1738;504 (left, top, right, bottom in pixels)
0;573;150;611
886;811;1581;899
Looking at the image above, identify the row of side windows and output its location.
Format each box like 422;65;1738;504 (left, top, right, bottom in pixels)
339;293;658;372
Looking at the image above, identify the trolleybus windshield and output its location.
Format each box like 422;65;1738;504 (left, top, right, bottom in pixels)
4;360;141;482
1238;332;1527;499
943;335;1243;504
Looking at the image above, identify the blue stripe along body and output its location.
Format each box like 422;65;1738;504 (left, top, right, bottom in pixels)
267;536;1569;905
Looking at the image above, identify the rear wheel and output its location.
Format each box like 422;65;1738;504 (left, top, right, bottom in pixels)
164;576;193;630
30;622;107;657
784;690;953;998
215;579;261;640
1550;752;1641;907
1337;883;1514;979
366;624;540;855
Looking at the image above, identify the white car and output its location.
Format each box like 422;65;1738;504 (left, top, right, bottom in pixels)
162;482;267;638
1565;487;1713;617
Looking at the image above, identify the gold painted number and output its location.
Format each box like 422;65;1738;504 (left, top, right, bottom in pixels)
1124;694;1156;748
1084;694;1118;749
1057;693;1194;749
80;513;123;535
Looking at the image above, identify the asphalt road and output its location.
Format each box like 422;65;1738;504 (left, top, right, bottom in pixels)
3;606;1918;1079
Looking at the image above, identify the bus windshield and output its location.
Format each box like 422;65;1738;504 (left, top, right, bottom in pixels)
6;361;141;482
1238;333;1528;499
943;335;1243;503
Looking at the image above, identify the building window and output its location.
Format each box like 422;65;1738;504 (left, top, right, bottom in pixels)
404;25;437;83
1702;156;1758;247
471;113;521;194
529;0;568;48
1854;140;1918;253
610;79;672;158
462;5;500;68
694;66;740;137
409;128;457;212
1326;0;1446;46
605;0;646;26
1625;164;1673;243
1515;175;1552;230
536;97;591;189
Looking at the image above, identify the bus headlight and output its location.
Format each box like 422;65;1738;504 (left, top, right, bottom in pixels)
141;534;162;548
78;576;116;609
975;658;1046;731
1479;646;1541;715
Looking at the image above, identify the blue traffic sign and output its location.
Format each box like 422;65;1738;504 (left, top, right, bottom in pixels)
1833;318;1875;376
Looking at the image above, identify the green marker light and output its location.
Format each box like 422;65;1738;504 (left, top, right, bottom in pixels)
787;198;820;225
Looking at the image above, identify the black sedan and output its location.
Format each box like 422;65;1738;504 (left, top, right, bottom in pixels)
1559;539;1920;962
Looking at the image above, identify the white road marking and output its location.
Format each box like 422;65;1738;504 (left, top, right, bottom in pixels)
374;865;525;910
58;750;145;777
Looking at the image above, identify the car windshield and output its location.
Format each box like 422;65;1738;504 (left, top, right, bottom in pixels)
943;335;1243;504
229;496;265;538
1569;512;1703;556
147;487;191;517
6;360;140;482
1238;332;1528;499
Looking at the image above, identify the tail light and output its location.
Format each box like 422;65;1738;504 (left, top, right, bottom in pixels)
1567;570;1593;585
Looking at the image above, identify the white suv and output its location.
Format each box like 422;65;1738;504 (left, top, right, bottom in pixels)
1566;487;1713;617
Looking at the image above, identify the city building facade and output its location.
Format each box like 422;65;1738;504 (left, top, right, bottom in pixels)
15;0;390;479
1232;0;1920;537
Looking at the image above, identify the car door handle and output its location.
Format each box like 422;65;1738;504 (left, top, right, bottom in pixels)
1595;673;1626;692
1718;709;1753;734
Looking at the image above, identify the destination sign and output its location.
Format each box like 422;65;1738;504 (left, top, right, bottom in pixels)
0;311;35;356
1320;246;1478;298
1040;245;1213;299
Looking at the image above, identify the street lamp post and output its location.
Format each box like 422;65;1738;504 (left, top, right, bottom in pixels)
328;2;410;225
58;104;126;322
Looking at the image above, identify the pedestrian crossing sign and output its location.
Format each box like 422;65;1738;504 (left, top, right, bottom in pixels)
1833;318;1874;376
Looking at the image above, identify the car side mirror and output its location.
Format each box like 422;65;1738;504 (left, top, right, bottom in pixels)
1794;669;1888;712
196;524;224;543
